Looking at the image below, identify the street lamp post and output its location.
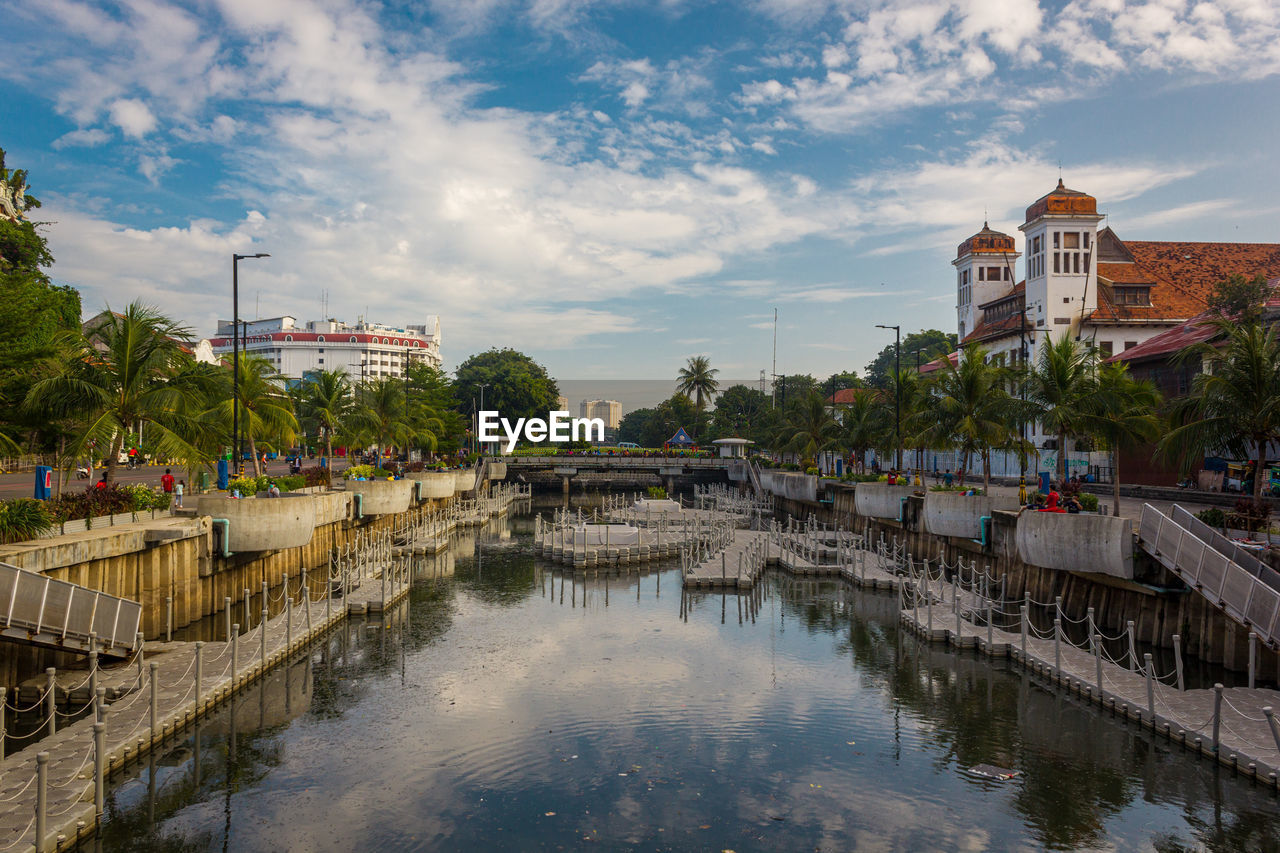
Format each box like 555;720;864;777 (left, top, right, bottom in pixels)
232;253;270;477
876;324;902;471
477;383;489;456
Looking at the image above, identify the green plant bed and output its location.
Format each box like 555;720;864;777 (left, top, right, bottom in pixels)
929;485;986;495
647;486;667;499
0;499;54;543
344;465;394;480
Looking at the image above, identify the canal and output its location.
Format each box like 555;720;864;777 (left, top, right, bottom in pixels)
95;504;1280;852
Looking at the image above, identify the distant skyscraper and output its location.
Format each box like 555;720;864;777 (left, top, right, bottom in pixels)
556;395;569;412
579;399;622;429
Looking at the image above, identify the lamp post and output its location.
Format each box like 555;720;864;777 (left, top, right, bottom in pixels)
477;383;489;456
876;324;902;470
1018;306;1037;502
232;253;270;477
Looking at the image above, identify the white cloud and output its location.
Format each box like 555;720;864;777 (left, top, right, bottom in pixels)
52;128;111;148
108;98;157;137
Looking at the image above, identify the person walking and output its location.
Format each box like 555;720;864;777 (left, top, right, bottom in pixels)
160;468;175;494
174;479;185;508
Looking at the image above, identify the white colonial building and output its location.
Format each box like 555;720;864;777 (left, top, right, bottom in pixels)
206;316;442;382
933;179;1280;480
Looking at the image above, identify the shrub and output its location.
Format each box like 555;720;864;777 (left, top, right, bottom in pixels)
805;466;819;475
1077;492;1099;512
1228;498;1271;533
929;484;985;495
842;473;880;483
121;484;171;511
1196;507;1227;528
647;486;667;499
302;467;331;488
46;486;136;522
0;499;54;544
227;476;266;496
276;475;306;492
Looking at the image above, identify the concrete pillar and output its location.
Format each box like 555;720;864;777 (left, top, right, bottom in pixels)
561;475;571;496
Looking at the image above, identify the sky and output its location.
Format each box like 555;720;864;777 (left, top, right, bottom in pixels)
2;0;1279;383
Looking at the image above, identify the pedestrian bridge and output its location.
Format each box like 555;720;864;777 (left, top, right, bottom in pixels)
0;561;141;658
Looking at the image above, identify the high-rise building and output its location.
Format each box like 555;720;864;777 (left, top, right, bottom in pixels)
579;399;622;429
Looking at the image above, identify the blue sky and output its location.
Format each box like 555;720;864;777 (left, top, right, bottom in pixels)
3;0;1278;382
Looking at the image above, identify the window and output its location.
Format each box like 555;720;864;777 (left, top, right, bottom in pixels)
1054;317;1070;325
1053;253;1060;273
1053;231;1060;249
284;335;293;342
1083;232;1091;249
316;335;325;342
1099;341;1113;357
413;341;420;348
392;339;400;346
318;358;324;364
986;267;1000;281
1114;286;1151;305
1124;341;1138;351
383;338;390;344
349;336;358;343
317;348;324;353
978;267;985;281
1063;297;1071;303
1063;232;1080;249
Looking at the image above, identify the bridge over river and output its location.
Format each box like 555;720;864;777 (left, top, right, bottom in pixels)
499;455;748;494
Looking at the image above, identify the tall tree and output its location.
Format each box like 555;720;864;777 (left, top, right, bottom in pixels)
709;384;770;441
676;355;719;413
837;388;889;473
864;329;956;389
1206;273;1273;324
917;344;1023;489
1025;336;1100;484
617;407;655;446
26;302;203;485
776;392;841;469
1160;318;1280;499
455;348;560;430
1085;362;1161;516
300;368;359;468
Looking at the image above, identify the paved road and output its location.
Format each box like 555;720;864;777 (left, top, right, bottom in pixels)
0;458;354;500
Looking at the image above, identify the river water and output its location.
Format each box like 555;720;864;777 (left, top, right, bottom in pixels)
96;507;1280;852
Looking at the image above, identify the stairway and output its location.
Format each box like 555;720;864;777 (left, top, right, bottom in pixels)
0;561;141;658
1138;503;1280;650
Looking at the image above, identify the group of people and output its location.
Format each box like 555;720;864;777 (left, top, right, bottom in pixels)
1028;482;1084;514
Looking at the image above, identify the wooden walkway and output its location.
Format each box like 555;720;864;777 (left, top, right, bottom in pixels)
681;529;902;592
900;579;1280;790
0;563;416;853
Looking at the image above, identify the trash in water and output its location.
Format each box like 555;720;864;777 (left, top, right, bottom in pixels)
966;764;1020;781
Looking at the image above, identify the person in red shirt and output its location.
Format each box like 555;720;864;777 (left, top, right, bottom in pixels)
94;474;108;491
160;468;175;493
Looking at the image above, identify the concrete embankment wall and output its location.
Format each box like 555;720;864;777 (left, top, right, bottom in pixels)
773;486;1280;679
0;494;450;693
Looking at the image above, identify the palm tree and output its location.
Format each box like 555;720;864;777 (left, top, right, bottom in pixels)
676;356;719;413
25;302;204;485
1160;318;1280;499
356;377;445;459
918;344;1022;489
1025;336;1100;485
210;354;297;476
837;388;888;474
777;392;841;469
1085;361;1161;515
300;368;359;470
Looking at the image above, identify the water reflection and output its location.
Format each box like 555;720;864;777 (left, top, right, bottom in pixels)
96;507;1280;853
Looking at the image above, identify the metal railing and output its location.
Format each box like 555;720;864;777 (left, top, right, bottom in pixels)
0;562;141;657
1139;504;1280;648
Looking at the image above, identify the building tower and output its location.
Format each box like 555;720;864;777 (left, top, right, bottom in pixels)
1019;179;1104;354
953;222;1020;342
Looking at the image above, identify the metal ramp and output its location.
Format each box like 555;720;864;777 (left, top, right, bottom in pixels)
0;561;141;658
1138;503;1280;650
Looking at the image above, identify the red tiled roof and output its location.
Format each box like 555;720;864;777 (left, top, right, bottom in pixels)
1111;277;1280;364
957;223;1017;259
962;313;1032;345
919;351;959;374
1025;179;1099;223
1092;239;1280;322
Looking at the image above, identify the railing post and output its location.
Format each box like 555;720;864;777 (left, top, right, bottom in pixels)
1212;683;1223;753
194;641;203;717
260;609;268;670
1248;632;1257;689
1127;620;1137;671
1172;633;1185;691
46;667;56;736
166;595;173;643
36;751;47;853
0;686;5;763
149;661;159;740
1264;707;1280;757
231;624;240;685
286;597;293;651
1054;617;1062;675
225;596;232;642
1144;653;1155;724
94;721;105;817
1093;631;1103;698
95;687;105;725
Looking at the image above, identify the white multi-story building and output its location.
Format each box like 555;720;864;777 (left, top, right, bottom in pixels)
579;399;622;429
206;316;441;381
936;179;1280;478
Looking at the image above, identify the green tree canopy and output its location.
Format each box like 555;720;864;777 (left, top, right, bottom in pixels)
1206;273;1273;324
617;407;655;445
455;348;560;428
864;329;956;389
676;355;719;415
708;384;771;442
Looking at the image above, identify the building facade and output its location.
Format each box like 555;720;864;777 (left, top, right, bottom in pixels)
948;180;1280;479
579;399;622;430
205;316;442;381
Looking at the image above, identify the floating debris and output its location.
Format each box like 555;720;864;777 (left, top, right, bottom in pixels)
966;764;1020;781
